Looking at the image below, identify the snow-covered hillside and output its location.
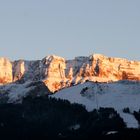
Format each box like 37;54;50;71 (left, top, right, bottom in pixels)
51;81;140;128
0;81;51;103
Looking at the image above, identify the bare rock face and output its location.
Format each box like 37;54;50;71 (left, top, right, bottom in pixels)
91;54;140;81
41;54;140;92
13;60;25;82
0;54;140;92
0;58;12;84
42;55;66;92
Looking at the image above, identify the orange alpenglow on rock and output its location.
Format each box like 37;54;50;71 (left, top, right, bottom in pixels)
0;57;13;84
0;54;140;92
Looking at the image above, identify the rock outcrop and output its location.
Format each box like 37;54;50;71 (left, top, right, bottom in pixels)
12;60;25;82
42;55;66;92
0;58;12;84
0;54;140;92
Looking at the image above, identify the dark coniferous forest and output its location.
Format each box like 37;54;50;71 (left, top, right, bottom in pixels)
0;95;140;140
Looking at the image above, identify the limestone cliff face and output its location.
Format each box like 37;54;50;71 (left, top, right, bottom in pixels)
41;54;140;91
0;54;140;92
91;54;140;81
0;58;13;84
42;55;66;92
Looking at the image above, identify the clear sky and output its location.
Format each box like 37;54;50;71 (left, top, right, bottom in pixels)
0;0;140;60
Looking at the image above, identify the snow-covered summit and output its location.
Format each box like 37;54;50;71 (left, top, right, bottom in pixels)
43;55;65;62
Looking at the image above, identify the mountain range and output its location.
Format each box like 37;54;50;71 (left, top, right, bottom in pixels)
0;53;140;92
0;54;140;130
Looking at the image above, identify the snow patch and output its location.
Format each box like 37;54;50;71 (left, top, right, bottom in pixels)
69;124;80;131
106;131;118;135
119;111;139;128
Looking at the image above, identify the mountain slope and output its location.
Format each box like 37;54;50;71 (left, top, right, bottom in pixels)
51;81;140;128
0;81;51;103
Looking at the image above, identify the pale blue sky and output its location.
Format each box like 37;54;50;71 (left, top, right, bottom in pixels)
0;0;140;60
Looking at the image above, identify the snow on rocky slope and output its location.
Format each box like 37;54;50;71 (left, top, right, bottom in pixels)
51;81;140;128
0;81;51;103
